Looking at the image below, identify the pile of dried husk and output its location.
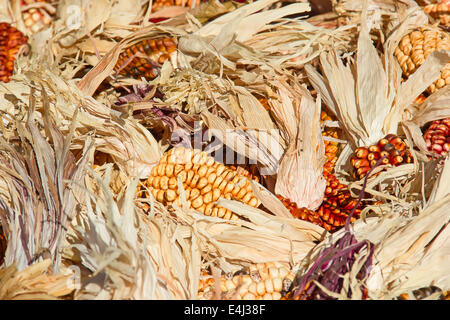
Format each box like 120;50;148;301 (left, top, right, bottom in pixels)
0;0;448;300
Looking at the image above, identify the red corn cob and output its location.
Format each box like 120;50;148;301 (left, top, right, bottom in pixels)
423;118;450;156
114;37;177;80
0;23;28;83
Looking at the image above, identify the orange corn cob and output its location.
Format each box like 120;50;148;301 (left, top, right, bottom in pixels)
394;26;450;94
198;262;295;300
114;37;177;80
21;0;53;34
139;147;260;220
424;1;450;27
321;110;340;174
0;23;28;83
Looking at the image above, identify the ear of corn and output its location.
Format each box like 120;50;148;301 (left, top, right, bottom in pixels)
21;0;53;34
0;23;28;83
394;27;450;94
152;0;201;11
321;110;340;174
423;118;450;155
350;134;413;180
198;262;295;300
114;37;177;80
398;286;448;300
424;1;450;27
139;147;260;220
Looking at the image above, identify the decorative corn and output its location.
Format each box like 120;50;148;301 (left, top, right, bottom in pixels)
21;0;53;34
197;262;295;300
114;37;177;80
350;134;413;180
321;110;340;174
0;23;28;83
423;118;450;155
152;0;201;11
394;26;450;94
424;1;450;27
139;147;260;220
278;172;363;232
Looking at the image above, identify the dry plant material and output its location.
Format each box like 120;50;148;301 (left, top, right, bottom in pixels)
21;0;54;34
0;259;74;299
350;134;413;180
198;262;295;300
114;37;178;80
424;0;450;27
422;117;450;155
139;147;260;220
0;22;28;82
394;26;450;94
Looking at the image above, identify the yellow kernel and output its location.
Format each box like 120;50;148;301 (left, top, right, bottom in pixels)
223;210;232;220
272;292;281;300
204;203;214;216
152;176;161;188
157;164;165;176
211;208;218;217
197;177;208;189
243;292;256;300
256;281;266;296
217;207;226;218
272;278;283;292
186;170;195;185
168;177;177;189
160;176;169;190
165;163;174;177
264;279;274;293
212;189;221;202
207;172;217;184
165;189;177;202
248;197;259;207
190;174;200;188
174;164;184;175
203;191;213;204
192;196;203;209
198;165;208;177
200;184;212;195
224;182;234;194
262;293;273;300
189;188;201;200
156;190;165;202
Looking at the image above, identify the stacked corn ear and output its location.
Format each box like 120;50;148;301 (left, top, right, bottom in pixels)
0;23;28;82
21;0;53;34
423;118;450;155
394;26;450;94
321;110;340;174
139;147;260;220
350;134;413;180
197;262;295;300
424;1;450;27
114;37;177;79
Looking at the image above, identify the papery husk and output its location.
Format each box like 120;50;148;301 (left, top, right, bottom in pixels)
62;167;198;299
362;157;450;299
0;88;90;272
332;0;427;34
0;259;74;300
270;77;327;210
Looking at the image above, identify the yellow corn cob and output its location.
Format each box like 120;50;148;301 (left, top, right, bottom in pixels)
139;147;260;220
197;262;295;300
21;0;53;34
424;1;450;27
394;26;450;94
